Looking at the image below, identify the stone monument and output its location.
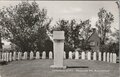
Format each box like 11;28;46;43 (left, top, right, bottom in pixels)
50;31;66;69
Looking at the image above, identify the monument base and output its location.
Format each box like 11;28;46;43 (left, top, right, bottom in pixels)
50;65;66;69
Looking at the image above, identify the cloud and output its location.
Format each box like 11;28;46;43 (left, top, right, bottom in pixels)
62;7;82;14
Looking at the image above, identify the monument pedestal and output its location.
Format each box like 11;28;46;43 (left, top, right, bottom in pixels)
50;31;66;69
50;65;66;69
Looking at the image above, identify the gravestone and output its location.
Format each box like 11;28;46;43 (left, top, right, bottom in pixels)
110;53;113;63
113;53;116;63
4;52;6;61
42;51;46;59
49;51;52;59
98;52;101;61
13;51;16;61
50;31;66;69
36;51;40;59
75;50;79;59
81;51;85;60
0;52;1;61
30;51;34;60
107;52;109;62
17;52;21;60
87;51;91;60
23;52;27;60
9;52;12;61
63;51;66;59
1;52;3;61
4;52;7;61
69;51;72;59
103;52;106;61
93;52;96;60
19;52;22;60
6;52;9;62
1;52;4;61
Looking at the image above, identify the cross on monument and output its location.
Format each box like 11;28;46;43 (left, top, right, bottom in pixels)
50;31;66;69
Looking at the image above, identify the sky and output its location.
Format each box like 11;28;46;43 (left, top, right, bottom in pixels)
0;1;119;46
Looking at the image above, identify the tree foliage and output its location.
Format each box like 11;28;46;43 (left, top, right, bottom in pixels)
51;19;92;51
0;1;52;52
96;8;114;45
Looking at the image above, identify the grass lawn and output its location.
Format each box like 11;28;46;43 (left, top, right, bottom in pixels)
0;59;119;77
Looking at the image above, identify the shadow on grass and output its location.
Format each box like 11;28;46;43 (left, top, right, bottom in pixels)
67;66;89;68
0;61;8;65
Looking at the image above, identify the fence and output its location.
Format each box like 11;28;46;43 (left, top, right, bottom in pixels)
0;51;117;63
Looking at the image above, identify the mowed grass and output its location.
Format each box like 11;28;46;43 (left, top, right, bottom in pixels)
0;59;119;77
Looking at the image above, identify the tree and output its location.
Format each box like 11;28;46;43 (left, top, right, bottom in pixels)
96;8;114;45
111;29;119;42
110;29;119;56
77;19;92;50
51;19;73;51
0;1;52;52
51;19;92;51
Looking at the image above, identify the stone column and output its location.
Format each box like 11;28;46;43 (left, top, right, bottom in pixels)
50;31;66;69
